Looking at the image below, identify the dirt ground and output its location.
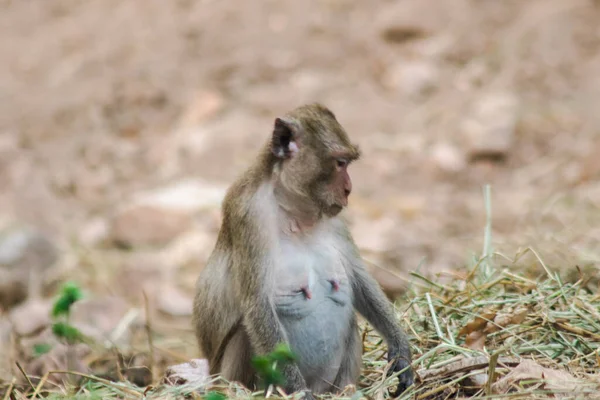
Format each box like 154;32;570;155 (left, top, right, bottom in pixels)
1;0;600;391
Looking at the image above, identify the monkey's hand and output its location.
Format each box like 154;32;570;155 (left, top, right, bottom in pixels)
300;390;316;400
282;363;314;399
387;346;414;396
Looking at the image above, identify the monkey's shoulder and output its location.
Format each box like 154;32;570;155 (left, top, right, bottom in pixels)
220;168;268;215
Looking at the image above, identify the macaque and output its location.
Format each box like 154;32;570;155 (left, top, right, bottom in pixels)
192;104;413;398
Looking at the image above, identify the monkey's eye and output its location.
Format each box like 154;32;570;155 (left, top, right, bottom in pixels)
336;158;349;168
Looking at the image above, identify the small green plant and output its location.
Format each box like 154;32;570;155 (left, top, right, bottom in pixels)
51;281;84;344
33;281;85;357
204;391;228;400
251;343;297;393
32;342;52;357
52;281;83;318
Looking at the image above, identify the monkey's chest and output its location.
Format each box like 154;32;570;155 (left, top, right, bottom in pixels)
273;238;354;375
273;238;352;314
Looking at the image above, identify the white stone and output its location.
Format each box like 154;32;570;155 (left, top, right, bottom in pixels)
131;179;227;212
384;60;440;98
431;142;466;173
462;91;519;160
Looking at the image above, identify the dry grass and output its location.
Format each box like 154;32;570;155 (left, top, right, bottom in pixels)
2;189;600;400
3;249;599;400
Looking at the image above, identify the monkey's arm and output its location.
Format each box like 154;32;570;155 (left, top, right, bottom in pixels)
351;262;414;393
351;264;412;351
340;226;414;394
229;214;311;396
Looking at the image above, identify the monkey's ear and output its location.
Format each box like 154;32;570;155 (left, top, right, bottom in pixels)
272;117;299;158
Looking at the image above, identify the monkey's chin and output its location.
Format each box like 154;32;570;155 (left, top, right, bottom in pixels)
325;204;344;217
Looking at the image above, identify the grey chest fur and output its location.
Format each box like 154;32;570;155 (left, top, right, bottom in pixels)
273;234;354;381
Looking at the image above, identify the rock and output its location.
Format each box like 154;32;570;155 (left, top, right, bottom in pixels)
70;296;136;346
0;226;57;267
160;230;216;269
376;0;469;56
0;278;27;312
413;34;455;60
376;0;449;43
9;299;52;337
0;317;12;381
366;263;406;300
245;83;306;117
351;217;396;254
430;142;466;173
386;195;427;220
118;252;165;300
0;226;58;309
118;229;214;304
380;26;426;45
110;180;227;248
291;70;326;96
577;143;600;184
0;215;13;234
78;217;109;246
156;284;193;317
455;59;488;92
110;205;192;248
153;90;225;178
178;90;225;128
461;91;519;162
164;359;209;387
25;342;91;386
0;132;19;158
121;354;153;387
132;179;227;213
383;60;440;98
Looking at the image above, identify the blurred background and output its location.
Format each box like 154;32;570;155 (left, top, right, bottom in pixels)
1;0;600;386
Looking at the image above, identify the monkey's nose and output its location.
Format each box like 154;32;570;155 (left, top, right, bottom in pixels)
344;179;352;197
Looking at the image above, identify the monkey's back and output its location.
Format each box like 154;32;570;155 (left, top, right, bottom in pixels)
192;244;241;368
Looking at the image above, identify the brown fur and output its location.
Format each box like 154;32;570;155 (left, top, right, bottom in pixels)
192;104;412;398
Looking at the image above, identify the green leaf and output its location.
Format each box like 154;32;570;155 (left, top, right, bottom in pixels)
52;322;83;344
270;343;297;362
259;365;285;387
251;344;299;389
252;354;286;387
33;343;52;357
204;391;227;400
251;355;271;375
52;297;73;318
52;281;83;317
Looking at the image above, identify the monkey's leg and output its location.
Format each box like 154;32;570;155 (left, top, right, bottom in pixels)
332;321;362;391
220;327;256;390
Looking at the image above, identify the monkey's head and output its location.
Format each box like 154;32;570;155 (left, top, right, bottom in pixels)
270;103;361;219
